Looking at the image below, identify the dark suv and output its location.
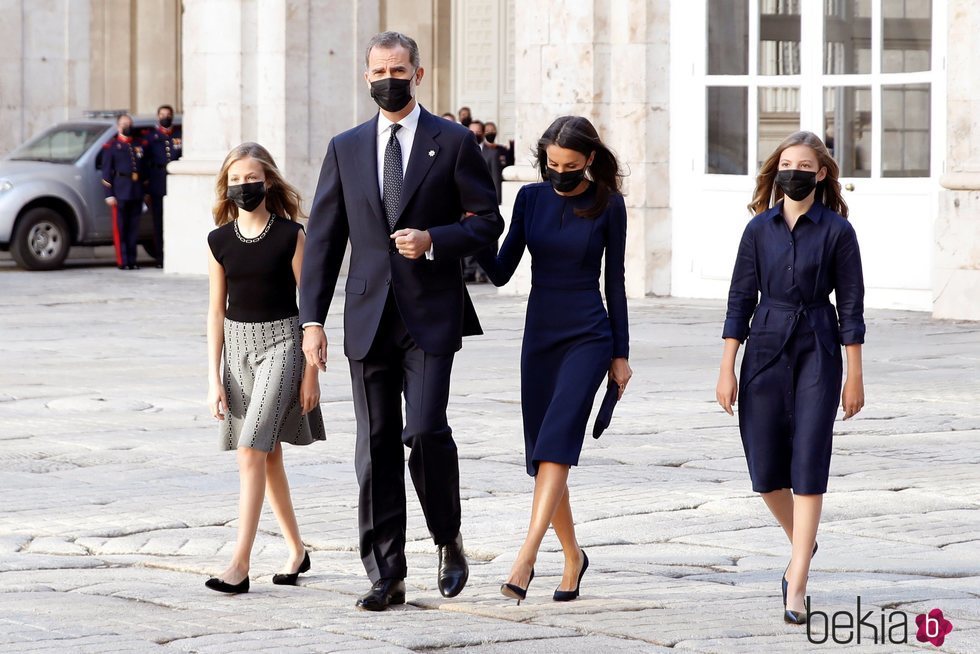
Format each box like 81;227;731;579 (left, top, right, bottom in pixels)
0;114;181;270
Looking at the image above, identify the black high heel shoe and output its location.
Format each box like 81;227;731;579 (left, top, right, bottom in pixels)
553;549;589;602
500;567;535;605
272;550;311;586
782;540;818;607
205;575;250;594
785;607;808;625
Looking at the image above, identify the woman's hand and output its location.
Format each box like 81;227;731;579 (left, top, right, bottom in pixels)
716;368;738;416
300;367;321;416
842;375;864;420
610;357;632;400
207;382;227;421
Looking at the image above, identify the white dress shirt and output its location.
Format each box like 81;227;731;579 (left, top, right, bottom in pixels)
377;101;420;197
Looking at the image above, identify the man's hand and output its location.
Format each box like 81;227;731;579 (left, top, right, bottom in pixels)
302;325;328;372
105;197;118;207
390;229;432;260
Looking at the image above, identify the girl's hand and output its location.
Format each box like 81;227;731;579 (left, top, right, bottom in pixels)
842;375;864;420
300;369;320;415
716;369;738;416
207;383;227;421
610;357;632;400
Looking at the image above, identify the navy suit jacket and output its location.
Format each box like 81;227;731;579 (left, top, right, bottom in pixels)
300;105;504;360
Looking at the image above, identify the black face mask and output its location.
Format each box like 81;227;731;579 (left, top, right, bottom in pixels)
370;77;414;113
775;169;818;201
547;168;586;193
227;181;267;212
120;126;132;137
460;116;472;127
159;117;173;128
472;133;484;144
485;132;497;144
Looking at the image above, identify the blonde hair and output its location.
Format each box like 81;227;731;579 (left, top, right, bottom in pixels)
212;142;306;226
748;130;848;218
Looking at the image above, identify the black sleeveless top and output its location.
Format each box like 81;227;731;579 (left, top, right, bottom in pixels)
207;215;303;323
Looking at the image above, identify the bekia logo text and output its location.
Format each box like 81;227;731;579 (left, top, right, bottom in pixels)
806;597;953;647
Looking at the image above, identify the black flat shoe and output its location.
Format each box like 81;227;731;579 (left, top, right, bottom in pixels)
782;540;818;607
500;568;535;605
437;533;469;598
785;609;807;625
272;551;310;586
205;576;249;594
355;578;406;611
554;549;589;602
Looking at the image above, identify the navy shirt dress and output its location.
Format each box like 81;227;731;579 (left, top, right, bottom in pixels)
723;200;865;495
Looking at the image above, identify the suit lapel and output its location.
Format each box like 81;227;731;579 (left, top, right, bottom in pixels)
395;108;440;226
356;117;387;230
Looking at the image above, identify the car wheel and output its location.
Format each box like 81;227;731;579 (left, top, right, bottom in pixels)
10;208;71;271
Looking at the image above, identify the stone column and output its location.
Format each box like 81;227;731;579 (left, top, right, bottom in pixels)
165;0;380;275
935;1;980;320
501;0;670;298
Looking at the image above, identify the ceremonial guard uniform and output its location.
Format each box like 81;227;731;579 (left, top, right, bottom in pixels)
101;133;147;269
142;124;182;265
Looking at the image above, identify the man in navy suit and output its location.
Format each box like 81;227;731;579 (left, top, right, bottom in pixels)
300;31;503;611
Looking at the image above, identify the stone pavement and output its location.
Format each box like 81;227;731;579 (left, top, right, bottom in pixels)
0;265;978;653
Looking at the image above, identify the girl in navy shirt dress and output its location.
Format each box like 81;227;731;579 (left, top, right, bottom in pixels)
716;131;865;624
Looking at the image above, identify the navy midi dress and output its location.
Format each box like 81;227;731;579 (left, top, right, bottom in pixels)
723;200;865;494
478;182;629;476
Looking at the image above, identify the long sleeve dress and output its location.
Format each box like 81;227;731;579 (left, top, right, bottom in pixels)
722;199;865;494
478;182;629;476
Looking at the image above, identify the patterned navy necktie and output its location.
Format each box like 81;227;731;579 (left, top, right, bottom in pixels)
383;123;403;231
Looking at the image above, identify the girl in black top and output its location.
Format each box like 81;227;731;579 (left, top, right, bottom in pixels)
204;142;325;593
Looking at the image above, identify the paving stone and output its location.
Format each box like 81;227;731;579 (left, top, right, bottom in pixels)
0;267;977;652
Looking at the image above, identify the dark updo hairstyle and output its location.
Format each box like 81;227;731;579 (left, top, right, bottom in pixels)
535;116;624;219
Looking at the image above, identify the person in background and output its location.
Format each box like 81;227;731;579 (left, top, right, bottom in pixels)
469;120;503;204
101;113;146;270
458;106;472;127
484;121;512;178
441;112;457;122
142;104;182;267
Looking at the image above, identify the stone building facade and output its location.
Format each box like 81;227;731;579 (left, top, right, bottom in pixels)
1;0;976;320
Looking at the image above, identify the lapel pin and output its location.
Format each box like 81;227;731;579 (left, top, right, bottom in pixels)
428;150;435;157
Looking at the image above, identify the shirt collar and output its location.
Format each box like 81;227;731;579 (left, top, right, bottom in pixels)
769;199;825;224
377;101;421;137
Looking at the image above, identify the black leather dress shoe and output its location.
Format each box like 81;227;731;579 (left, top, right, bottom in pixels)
355;578;406;611
205;576;249;594
437;533;469;598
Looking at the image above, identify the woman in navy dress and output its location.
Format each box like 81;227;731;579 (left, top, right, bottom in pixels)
478;116;631;603
716;131;866;624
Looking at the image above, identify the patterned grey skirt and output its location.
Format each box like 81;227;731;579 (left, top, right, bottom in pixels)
221;316;326;452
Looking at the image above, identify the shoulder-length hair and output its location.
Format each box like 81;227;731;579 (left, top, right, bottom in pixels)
212;142;306;226
749;130;848;218
535;116;624;219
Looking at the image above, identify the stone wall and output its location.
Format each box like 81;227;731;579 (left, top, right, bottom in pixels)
501;0;670;299
0;0;91;154
165;0;383;275
935;0;980;320
0;0;180;156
